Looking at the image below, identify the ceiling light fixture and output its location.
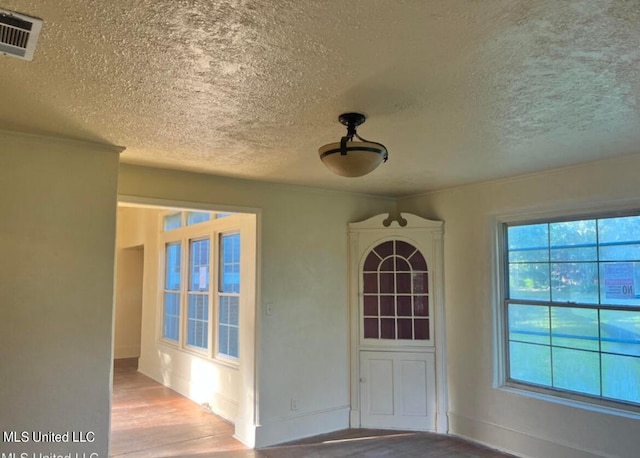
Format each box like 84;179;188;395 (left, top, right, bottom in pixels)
318;112;388;177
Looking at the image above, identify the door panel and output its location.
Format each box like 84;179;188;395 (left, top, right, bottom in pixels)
360;351;436;430
369;359;394;414
400;359;428;416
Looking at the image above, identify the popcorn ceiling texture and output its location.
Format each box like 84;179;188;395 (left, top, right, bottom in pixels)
1;0;640;196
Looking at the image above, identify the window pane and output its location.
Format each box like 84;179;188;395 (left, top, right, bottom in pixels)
381;318;395;339
396;273;411;293
600;310;640;357
220;233;240;293
397;319;412;339
508;304;550;345
380;296;394;316
218;325;229;355
363;296;378;316
218;295;239;358
508;263;550;301
508;224;549;263
186;211;210;225
409;251;428;271
413;273;428;293
598;215;640;261
397;296;412;316
165;243;181;290
163;292;180;341
364;318;379;338
550;220;597;262
551;307;599;351
602;353;640;404
552;347;600;396
509;341;551;386
599;262;640;307
163;212;182;231
551;262;598;304
187;294;208;349
219;296;230;324
190;239;210;292
363;251;381;271
228;327;239;357
229;296;239;326
414;296;428;316
414;319;429;339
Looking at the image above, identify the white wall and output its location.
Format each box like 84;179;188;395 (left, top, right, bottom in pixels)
118;164;396;447
398;153;640;458
0;131;121;457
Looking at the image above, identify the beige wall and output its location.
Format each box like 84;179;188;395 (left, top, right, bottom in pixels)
113;206;160;359
113;246;143;359
398;153;640;458
0;131;121;457
118;164;396;447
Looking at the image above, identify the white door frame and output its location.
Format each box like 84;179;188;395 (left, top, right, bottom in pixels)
348;213;448;433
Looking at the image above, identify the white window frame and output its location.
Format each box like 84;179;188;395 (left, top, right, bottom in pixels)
159;210;244;365
497;208;640;415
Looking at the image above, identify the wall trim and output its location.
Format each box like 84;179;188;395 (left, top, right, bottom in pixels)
254;406;350;448
449;411;616;458
0;128;125;154
399;150;640;200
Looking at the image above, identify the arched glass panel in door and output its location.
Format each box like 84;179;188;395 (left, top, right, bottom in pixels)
362;240;429;340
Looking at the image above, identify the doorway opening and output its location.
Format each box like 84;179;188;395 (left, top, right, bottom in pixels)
113;245;143;370
111;198;259;452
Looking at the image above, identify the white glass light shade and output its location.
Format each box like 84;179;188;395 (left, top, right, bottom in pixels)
318;141;387;177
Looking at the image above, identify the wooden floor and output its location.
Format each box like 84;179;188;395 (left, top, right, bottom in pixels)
111;366;518;457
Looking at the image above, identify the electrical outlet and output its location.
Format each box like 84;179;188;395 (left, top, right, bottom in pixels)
290;398;298;411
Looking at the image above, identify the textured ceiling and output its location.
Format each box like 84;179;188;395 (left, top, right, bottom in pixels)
2;1;640;197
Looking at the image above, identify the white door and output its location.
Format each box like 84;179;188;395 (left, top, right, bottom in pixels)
360;350;436;430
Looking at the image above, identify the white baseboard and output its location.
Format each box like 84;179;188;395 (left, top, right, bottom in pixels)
449;411;613;458
254;405;350;448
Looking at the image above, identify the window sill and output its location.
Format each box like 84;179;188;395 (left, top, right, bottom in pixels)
500;383;640;420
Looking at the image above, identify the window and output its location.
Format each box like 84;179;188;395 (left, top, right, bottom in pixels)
164;212;182;231
187;211;210;225
218;233;240;358
163;242;181;341
187;238;209;349
164;211;230;231
503;214;640;408
160;211;243;362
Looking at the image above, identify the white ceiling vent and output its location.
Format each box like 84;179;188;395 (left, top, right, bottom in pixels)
0;8;42;61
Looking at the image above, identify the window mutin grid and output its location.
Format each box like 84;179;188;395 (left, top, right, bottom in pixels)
362;240;430;341
503;214;640;408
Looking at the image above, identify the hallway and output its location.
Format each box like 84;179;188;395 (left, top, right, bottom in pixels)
110;366;517;457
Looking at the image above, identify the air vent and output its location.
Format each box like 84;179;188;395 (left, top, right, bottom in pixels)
0;8;42;61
